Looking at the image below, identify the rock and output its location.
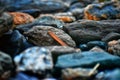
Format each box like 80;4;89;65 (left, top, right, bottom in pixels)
1;0;68;13
108;39;120;56
62;67;98;80
44;46;80;63
95;69;120;80
0;12;13;37
16;16;65;33
55;51;120;69
102;32;120;42
0;51;14;79
79;44;89;51
90;46;106;52
24;26;76;47
84;1;120;20
9;72;39;80
14;47;53;75
87;41;107;50
9;12;34;25
64;19;120;45
0;30;34;57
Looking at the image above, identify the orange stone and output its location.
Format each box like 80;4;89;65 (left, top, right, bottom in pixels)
9;12;34;25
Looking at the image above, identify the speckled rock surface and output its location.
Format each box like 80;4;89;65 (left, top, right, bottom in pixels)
24;26;76;47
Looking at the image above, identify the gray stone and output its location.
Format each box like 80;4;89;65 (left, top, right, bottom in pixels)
55;51;120;69
14;47;53;74
0;12;13;37
0;51;14;78
44;46;80;63
102;32;120;42
24;26;76;47
64;19;120;45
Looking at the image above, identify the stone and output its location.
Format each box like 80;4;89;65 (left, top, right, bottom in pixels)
87;41;107;50
0;12;13;37
44;46;80;63
9;72;39;80
90;46;106;52
14;47;53;75
95;69;120;80
108;39;120;56
16;16;65;33
102;32;120;42
1;0;68;13
0;30;34;57
9;12;34;25
64;19;120;45
62;67;98;80
24;26;76;47
0;51;14;79
84;1;120;20
55;51;120;69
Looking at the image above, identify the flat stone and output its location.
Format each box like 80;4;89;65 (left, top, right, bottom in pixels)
0;12;13;37
24;26;76;47
55;51;120;69
14;47;53;75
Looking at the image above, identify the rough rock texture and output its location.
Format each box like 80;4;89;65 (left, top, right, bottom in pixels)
24;26;76;47
64;19;120;45
0;12;13;37
0;0;68;13
55;51;120;69
14;47;53;74
84;1;120;20
0;51;14;79
16;16;65;33
108;39;120;56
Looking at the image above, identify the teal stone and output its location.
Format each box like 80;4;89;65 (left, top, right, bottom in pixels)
55;51;120;69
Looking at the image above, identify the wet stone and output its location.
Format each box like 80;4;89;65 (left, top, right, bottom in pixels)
62;67;98;80
14;47;53;75
55;51;120;69
84;1;120;20
64;19;120;45
24;26;76;47
0;51;14;79
0;12;13;37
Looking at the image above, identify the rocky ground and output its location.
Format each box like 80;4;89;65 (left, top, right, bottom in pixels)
0;0;120;80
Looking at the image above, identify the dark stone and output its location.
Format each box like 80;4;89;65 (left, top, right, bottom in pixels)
87;41;107;50
0;51;14;79
79;44;89;51
1;0;68;13
24;26;76;47
14;47;53;75
102;32;120;42
0;30;34;57
16;16;65;33
63;19;120;45
55;51;120;69
0;12;13;37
